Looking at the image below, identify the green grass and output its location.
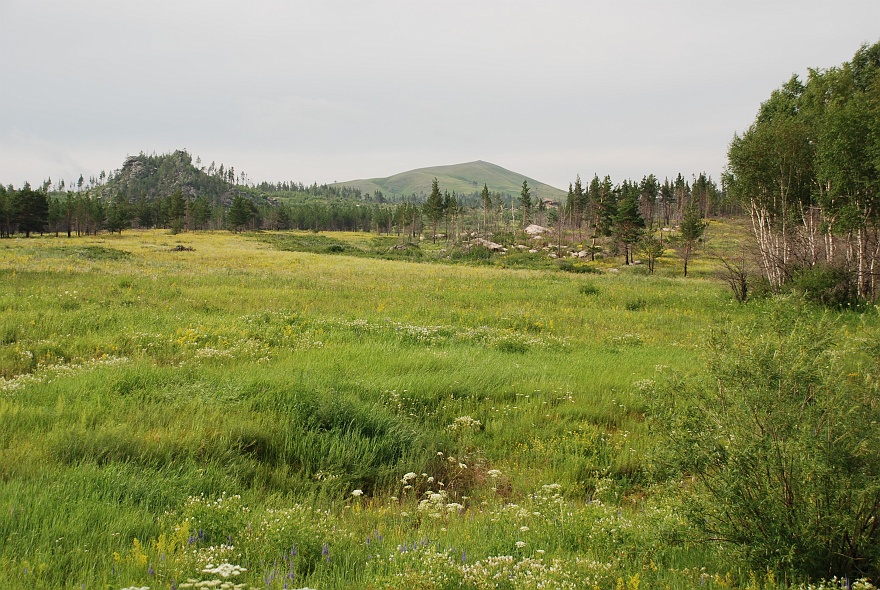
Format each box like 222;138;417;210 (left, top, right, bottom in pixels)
0;229;875;589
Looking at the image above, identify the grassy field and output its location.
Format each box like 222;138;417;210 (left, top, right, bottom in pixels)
0;228;876;589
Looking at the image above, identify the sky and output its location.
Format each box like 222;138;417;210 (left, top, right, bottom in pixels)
1;0;879;191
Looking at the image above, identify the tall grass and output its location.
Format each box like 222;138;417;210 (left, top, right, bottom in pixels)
0;229;874;589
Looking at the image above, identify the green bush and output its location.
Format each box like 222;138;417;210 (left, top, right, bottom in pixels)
787;264;859;309
579;283;600;296
449;245;492;262
653;308;880;579
557;259;601;274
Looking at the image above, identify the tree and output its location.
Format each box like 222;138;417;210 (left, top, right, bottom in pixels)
613;189;645;265
669;203;706;277
423;178;444;243
47;196;64;236
13;184;49;237
227;195;252;232
659;178;674;228
654;310;880;579
481;183;492;235
190;195;212;230
64;192;74;237
639;174;659;228
592;175;616;237
726;77;813;291
168;190;186;232
713;245;751;303
518;180;532;229
637;233;665;274
0;185;11;238
105;193;131;234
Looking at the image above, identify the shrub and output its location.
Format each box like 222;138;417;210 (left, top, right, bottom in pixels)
557;259;601;274
787;264;859;309
449;245;492;262
579;283;600;296
653;309;880;579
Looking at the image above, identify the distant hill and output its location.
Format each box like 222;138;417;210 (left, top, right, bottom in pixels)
95;150;250;207
332;160;567;204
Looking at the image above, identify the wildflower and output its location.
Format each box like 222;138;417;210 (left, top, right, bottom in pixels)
487;469;502;478
351;489;363;497
516;541;527;549
402;472;417;483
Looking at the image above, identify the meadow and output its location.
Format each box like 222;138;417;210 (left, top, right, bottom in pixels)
0;229;877;589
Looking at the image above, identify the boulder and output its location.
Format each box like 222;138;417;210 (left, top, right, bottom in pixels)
524;224;549;236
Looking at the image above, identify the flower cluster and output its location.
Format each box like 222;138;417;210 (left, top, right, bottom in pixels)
447;415;482;432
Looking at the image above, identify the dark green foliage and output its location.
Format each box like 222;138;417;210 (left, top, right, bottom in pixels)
228;194;257;232
654;309;880;579
258;233;352;255
591;175;617;237
423;178;445;242
449;245;493;262
12;184;49;237
519;180;532;228
624;298;646;311
0;184;12;237
613;184;645;265
104;192;131;234
557;259;601;274
103;150;236;208
787;264;860;308
578;283;600;296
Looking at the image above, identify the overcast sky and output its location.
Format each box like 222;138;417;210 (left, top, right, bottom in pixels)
2;1;878;191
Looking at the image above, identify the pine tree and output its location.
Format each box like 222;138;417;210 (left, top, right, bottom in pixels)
13;184;49;237
519;180;532;228
423;178;444;243
228;195;251;233
614;189;645;265
481;183;491;235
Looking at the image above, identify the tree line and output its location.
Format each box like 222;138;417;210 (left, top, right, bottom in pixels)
725;40;880;302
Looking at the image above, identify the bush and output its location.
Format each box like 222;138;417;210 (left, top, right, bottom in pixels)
557;259;601;274
653;308;880;579
787;264;859;309
449;245;492;262
579;283;600;296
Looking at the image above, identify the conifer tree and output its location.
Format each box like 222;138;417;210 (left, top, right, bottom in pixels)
519;180;532;228
481;183;491;235
423;177;444;243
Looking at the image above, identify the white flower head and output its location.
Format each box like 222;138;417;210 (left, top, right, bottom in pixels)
351;489;363;497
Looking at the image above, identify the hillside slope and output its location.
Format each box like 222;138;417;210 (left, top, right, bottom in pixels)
95;150;247;206
333;160;567;203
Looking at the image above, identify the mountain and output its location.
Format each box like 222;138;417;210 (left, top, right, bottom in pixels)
95;150;248;206
332;160;567;203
